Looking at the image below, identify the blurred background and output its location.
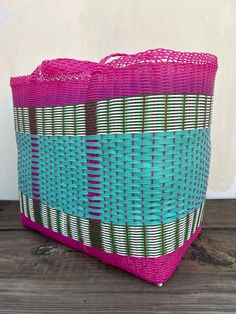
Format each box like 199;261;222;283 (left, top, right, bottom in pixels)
0;0;235;199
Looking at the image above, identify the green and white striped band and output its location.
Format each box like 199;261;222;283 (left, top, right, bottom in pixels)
14;94;213;135
19;192;204;258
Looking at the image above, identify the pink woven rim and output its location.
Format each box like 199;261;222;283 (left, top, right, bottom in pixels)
11;48;218;107
20;213;202;285
11;48;218;85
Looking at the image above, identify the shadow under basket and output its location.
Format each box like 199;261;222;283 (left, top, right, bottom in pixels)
11;48;218;285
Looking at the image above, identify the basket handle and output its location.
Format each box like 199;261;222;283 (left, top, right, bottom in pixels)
30;59;99;80
99;53;129;65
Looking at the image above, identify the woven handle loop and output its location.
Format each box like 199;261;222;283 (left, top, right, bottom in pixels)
30;59;100;80
99;53;129;65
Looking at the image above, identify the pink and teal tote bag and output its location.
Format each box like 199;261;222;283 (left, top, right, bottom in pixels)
11;48;218;285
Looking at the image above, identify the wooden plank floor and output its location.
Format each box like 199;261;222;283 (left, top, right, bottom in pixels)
0;200;236;313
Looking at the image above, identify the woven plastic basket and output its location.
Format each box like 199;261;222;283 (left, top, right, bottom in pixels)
11;48;218;285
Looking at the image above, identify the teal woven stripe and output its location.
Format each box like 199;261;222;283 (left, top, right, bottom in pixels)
16;133;33;198
20;192;204;258
16;128;210;226
14;94;213;135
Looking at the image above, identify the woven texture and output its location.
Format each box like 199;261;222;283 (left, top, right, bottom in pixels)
11;48;218;285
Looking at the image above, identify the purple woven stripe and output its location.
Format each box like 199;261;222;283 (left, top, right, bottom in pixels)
85;108;101;235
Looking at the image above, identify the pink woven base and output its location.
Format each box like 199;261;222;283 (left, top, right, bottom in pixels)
20;213;202;285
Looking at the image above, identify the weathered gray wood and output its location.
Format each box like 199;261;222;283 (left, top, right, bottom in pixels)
0;229;235;288
0;288;235;314
0;200;22;230
0;200;235;313
1;199;236;230
204;199;236;229
0;229;235;313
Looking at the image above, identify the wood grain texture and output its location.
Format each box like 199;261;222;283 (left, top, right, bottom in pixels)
0;200;22;230
0;200;235;313
204;200;236;229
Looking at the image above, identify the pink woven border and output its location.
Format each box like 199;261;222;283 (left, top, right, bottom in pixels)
11;48;218;107
20;213;202;285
